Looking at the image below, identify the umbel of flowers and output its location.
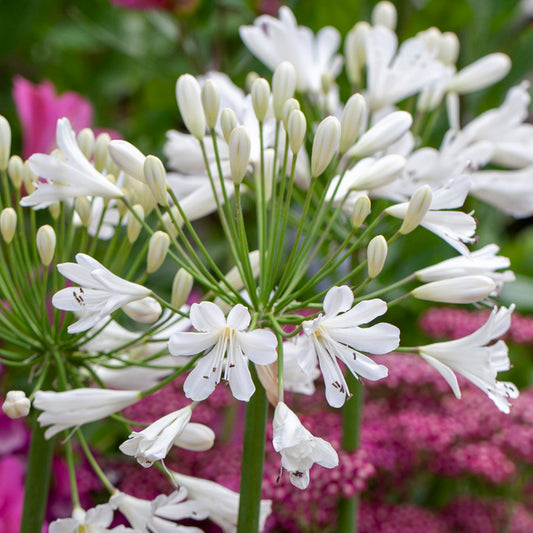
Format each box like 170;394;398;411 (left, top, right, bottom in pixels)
0;2;528;532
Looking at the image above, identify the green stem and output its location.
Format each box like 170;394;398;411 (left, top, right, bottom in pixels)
237;366;268;533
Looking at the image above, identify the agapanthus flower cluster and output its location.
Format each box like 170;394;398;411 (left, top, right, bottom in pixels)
0;1;530;532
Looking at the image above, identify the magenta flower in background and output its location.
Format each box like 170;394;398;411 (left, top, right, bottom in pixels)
0;457;24;533
110;0;200;12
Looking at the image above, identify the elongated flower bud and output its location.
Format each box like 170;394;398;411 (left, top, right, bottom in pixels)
287;110;306;154
172;268;194;309
2;390;30;419
220;108;238;144
77;128;95;160
48;202;60;220
412;276;496;304
94;132;111;173
273;61;296;120
0;116;11;171
229;126;251;185
147;231;170;273
251;78;270;122
8;155;23;189
74;196;92;227
371;1;397;30
263;148;276;202
340;93;367;154
439;32;460;65
201;79;220;130
0;208;17;243
399;185;433;234
176;74;206;140
367;235;388;278
352;195;371;229
22;162;36;194
311;116;340;178
144;155;168;206
36;225;56;266
345;22;370;86
127;204;144;243
108;140;146;182
448;53;511;94
282;98;301;131
123;297;161;323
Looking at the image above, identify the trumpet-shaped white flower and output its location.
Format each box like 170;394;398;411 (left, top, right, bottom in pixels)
34;388;141;439
49;504;134;533
239;7;342;93
120;406;215;467
301;286;399;407
21;118;123;208
418;305;519;413
272;401;338;489
168;302;277;401
52;253;153;333
171;471;272;533
110;488;207;533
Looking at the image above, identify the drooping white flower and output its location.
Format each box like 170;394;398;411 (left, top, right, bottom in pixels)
418;305;519;413
20;118;123;208
110;488;207;533
49;504;134;533
52;253;154;333
171;471;272;533
168;302;277;401
239;7;342;93
34;388;141;439
301;285;399;407
119;406;215;467
272;401;338;489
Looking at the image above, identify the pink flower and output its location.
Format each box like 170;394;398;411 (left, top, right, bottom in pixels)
110;0;200;12
0;457;24;533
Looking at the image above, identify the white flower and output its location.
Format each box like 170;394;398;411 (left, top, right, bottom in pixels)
301;285;399;407
119;406;215;467
110;488;207;533
52;253;152;333
239;6;342;93
171;472;272;533
412;275;496;304
168;302;278;401
283;336;320;395
49;504;134;533
20;118;123;208
418;305;519;413
34;388;140;439
272;401;338;489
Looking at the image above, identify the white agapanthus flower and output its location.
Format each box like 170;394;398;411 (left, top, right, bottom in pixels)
49;504;134;533
239;6;342;93
301;285;399;407
171;471;272;533
34;388;141;439
120;406;215;467
283;336;320;395
20;118;123;208
272;401;338;489
110;488;208;533
168;302;278;401
418;305;519;413
53;253;157;333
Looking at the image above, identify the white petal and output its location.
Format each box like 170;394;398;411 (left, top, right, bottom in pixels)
237;329;278;364
323;285;354;317
168;331;218;356
420;353;461;398
190;302;226;331
226;304;251;330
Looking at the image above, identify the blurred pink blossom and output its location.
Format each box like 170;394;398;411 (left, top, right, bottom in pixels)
0;457;24;533
110;0;200;12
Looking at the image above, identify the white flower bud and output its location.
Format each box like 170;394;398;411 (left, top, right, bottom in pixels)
94;132;111;173
321;72;334;95
22;163;36;194
273;61;297;120
36;225;56;266
174;422;216;451
172;268;194;309
418;27;441;51
108;140;146;182
367;235;387;279
347;111;413;158
2;390;30;419
227;250;260;290
74;196;92;227
48;202;60;220
0;208;17;243
251;78;271;122
122;297;161;323
7;155;23;189
176;74;206;140
448;53;511;94
412;275;496;304
127;204;144;243
352;195;371;229
245;71;260;93
263;148;276;202
161;206;182;239
287;110;306;154
77;128;95;160
281;98;301;131
0;115;11;171
147;231;170;273
144;155;168;206
220;108;238;145
439;32;460;65
311;116;340;178
229;126;251;185
201;79;220;130
339;93;367;154
399;185;433;235
371;1;397;30
345;22;370;86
